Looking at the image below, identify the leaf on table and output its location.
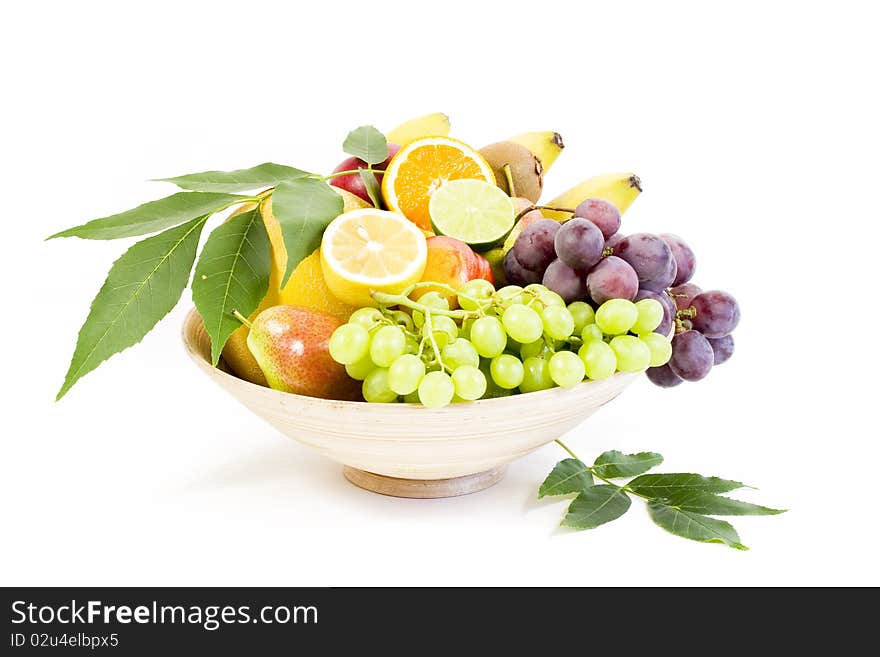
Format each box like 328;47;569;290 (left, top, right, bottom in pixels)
592;450;663;478
49;192;245;240
56;216;208;400
538;459;593;498
627;473;747;498
647;501;748;550
271;177;344;286
656;490;785;516
153;162;309;193
191;207;271;365
343;125;389;165
359;169;383;208
562;485;631;530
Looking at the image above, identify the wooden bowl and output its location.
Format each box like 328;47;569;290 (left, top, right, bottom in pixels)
181;309;638;498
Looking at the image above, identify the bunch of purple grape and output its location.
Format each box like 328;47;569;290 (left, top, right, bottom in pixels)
503;198;740;388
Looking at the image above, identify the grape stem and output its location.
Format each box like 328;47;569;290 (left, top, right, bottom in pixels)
422;311;448;373
371;289;481;320
553;439;653;499
513;205;577;222
676;307;697;319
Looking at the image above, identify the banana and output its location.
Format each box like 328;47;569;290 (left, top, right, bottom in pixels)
386;112;450;145
509;131;565;172
541;173;642;221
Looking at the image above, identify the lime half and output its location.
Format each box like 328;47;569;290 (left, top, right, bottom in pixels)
429;179;515;249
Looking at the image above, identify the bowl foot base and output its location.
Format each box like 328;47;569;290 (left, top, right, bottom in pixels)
343;466;506;499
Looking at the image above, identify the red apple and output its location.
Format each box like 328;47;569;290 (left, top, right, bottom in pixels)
328;143;401;204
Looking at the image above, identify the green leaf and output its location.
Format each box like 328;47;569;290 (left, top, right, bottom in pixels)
359;169;383;208
562;485;631;530
271;178;344;286
539;459;593;498
628;473;747;498
154;162;309;193
657;490;785;516
49;192;246;240
343;125;388;165
191;207;271;365
56;216;208;400
593;450;663;478
647;501;748;550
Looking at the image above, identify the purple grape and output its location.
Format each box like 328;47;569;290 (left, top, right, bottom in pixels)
504;250;543;286
669;330;714;381
513;219;559;272
615;233;677;292
573;198;621;239
669;283;702;311
707;334;734;365
605;233;625;252
543;258;586;303
635;288;675;336
691;290;740;338
660;233;696;286
646;363;684;388
554;218;604;270
585;256;638;304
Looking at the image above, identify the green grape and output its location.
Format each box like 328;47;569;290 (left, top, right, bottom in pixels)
595;299;638;335
388;354;426;395
536;290;566;310
541;306;575;340
610;335;652;372
520;356;554;393
431;315;459;346
506;334;522;352
451;365;487;401
370;325;407;367
567;301;596;334
349;307;384;331
549;350;586;388
639;332;673;367
441;338;480;371
418;371;455;408
412;310;425;329
581;324;604;343
362;368;398;403
403;390;421;403
578;340;617;380
419;291;450;311
632;299;664;334
328;323;370;365
389;310;415;332
519;339;546;360
458;279;495;310
345;354;375;381
470;316;506;358
496;285;524;305
502;304;543;343
490;354;525;389
480;358;513;398
524;283;549;296
405;337;420;355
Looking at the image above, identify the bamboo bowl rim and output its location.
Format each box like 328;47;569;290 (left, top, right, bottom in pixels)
181;308;637;410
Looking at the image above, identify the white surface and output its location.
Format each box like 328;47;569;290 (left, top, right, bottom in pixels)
1;0;878;586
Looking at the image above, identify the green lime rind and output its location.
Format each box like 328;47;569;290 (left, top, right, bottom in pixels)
429;179;515;249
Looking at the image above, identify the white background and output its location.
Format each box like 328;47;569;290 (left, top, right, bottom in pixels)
2;0;878;586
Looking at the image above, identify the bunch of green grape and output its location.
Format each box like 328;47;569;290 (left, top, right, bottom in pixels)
328;280;672;408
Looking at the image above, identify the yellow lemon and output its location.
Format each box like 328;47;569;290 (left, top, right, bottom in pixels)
221;187;367;384
320;209;428;308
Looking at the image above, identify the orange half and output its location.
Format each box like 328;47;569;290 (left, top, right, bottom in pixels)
381;136;495;232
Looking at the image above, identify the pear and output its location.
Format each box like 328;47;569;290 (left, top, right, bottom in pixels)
239;305;360;400
479;141;544;202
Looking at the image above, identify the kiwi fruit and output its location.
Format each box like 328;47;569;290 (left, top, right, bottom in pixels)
479;141;543;202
